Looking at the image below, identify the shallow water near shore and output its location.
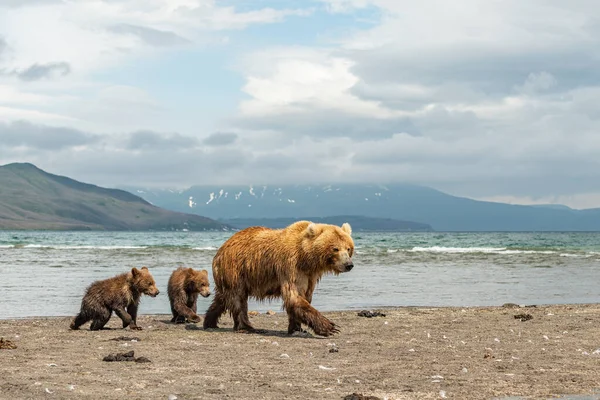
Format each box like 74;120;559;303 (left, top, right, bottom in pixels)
1;231;599;319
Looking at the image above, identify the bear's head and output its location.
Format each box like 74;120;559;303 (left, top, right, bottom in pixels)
131;266;160;297
187;268;211;298
305;222;355;274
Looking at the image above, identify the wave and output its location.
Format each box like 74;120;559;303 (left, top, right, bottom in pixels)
24;244;149;250
410;246;511;254
407;246;560;255
402;246;600;257
0;244;220;251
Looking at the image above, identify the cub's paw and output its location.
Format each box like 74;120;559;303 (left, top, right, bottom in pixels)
129;324;143;331
188;314;202;323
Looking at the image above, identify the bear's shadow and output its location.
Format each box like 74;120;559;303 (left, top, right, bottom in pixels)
155;318;322;339
201;327;321;339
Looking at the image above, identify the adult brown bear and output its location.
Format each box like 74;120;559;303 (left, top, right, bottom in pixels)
203;221;355;336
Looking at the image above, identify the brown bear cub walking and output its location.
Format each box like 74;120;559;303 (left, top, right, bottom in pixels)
167;267;211;323
203;221;355;337
70;267;160;331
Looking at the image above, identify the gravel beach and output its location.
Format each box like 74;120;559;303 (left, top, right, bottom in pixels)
1;304;600;400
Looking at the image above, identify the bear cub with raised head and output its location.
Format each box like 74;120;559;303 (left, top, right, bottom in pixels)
70;266;160;331
203;221;355;336
168;267;211;323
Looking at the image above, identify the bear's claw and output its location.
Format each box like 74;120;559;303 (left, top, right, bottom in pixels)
311;318;339;337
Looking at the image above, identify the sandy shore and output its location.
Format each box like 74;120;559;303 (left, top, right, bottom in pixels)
1;304;600;400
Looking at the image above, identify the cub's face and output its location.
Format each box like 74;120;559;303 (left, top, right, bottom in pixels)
307;222;355;274
188;269;211;298
131;267;160;297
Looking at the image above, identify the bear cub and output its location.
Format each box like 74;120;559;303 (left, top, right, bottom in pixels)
70;266;160;331
167;267;211;323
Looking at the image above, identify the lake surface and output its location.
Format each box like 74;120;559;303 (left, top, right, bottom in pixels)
1;231;599;319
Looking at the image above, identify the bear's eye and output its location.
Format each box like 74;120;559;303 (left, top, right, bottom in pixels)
333;247;339;252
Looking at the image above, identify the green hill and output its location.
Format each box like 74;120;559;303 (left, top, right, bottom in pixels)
0;163;229;231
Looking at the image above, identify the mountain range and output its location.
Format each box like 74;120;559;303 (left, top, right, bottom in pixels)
122;184;600;232
2;162;599;232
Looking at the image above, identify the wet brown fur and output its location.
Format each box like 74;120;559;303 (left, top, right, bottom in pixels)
167;267;211;323
70;267;160;331
203;221;355;336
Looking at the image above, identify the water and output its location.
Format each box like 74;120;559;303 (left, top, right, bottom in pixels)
1;231;599;319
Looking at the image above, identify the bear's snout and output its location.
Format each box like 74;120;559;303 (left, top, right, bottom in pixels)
201;290;211;298
344;262;354;272
149;289;160;297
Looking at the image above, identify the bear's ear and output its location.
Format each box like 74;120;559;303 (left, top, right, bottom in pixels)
141;266;148;271
341;223;352;236
306;223;318;238
131;267;140;277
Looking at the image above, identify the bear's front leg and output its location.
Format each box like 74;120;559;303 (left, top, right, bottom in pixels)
126;303;138;328
185;293;202;323
115;308;141;330
175;301;201;323
282;283;339;337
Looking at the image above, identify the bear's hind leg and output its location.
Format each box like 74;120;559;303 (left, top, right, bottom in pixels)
203;292;227;329
232;295;255;332
70;312;90;330
90;309;112;331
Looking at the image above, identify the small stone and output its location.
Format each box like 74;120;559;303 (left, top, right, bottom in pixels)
514;313;533;322
0;338;17;350
318;365;336;370
266;310;276;315
110;336;142;342
357;310;386;318
168;395;178;400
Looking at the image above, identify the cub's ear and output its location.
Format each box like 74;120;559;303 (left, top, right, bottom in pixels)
141;266;148;271
341;223;352;236
131;267;140;277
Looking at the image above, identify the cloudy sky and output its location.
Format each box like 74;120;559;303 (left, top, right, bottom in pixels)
1;1;599;208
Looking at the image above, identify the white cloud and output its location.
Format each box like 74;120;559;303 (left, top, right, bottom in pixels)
1;1;600;208
0;1;312;75
239;48;398;119
228;1;600;207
